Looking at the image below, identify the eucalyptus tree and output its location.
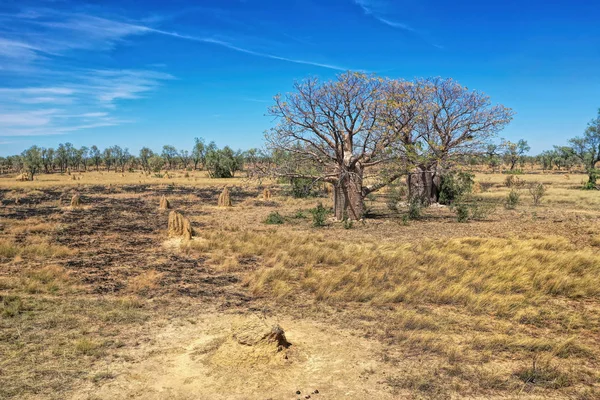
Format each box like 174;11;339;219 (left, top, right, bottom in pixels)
162;145;178;169
569;109;600;187
139;147;154;172
502;139;530;170
21;146;43;180
90;145;102;171
192;137;206;170
41;147;55;173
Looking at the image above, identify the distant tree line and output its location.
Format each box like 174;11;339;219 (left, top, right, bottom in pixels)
1;138;258;181
2;72;599;214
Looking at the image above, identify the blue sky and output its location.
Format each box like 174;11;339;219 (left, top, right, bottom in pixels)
0;0;599;156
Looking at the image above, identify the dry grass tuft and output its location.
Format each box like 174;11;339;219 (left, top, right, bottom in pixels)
127;270;164;295
218;186;232;207
168;211;194;240
0;239;74;260
262;188;272;200
70;194;81;207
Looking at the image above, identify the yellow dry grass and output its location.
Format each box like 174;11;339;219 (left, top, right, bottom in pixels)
0;170;249;189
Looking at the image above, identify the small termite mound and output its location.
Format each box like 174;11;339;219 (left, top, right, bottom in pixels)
208;318;292;367
218;187;232;207
168;211;193;240
70;194;81;207
262;188;272;200
159;195;170;210
233;319;290;349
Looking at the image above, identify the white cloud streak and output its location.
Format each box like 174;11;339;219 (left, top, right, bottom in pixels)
0;7;347;137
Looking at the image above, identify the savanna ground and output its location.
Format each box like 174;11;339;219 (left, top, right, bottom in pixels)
1;170;599;399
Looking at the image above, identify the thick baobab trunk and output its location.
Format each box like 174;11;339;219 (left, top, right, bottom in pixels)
407;166;442;205
333;164;365;221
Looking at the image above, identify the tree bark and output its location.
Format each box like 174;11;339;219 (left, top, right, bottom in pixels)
333;184;345;220
333;163;365;221
407;166;442;205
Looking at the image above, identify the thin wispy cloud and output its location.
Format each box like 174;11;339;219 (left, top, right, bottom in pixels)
0;69;172;136
352;0;442;48
353;0;415;32
0;6;348;138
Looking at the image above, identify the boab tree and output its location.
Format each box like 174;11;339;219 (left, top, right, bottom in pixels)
267;72;423;220
404;78;514;204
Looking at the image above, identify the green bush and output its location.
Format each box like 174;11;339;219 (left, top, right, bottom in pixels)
407;197;423;220
265;212;285;225
291;178;320;198
455;203;470;222
293;210;307;219
470;201;497;220
439;171;474;205
582;169;598;190
505;189;521;209
310;202;329;227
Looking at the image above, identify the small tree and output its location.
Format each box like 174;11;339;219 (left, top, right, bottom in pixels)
192;137;206;170
103;147;114;171
21;146;43;180
90;145;102;171
148;155;165;173
161;145;178;169
502;139;530;170
41;147;55;173
528;182;545;205
569;109;600;188
139;147;154;173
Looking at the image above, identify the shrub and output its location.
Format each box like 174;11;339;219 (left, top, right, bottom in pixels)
407;197;423;220
342;213;354;229
582;170;598;190
455;203;470;222
504;175;525;188
439;171;474;205
290;178;320;198
293;210;307;219
386;183;407;212
505;189;520;209
470;201;497;220
528;182;546;205
310;202;329;227
265;212;285;225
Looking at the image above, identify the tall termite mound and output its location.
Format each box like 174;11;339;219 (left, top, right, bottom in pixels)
70;194;81;207
262;188;272;200
218;187;232;207
168;211;193;240
159;195;170;210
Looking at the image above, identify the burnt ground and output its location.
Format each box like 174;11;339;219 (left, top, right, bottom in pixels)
1;185;254;303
